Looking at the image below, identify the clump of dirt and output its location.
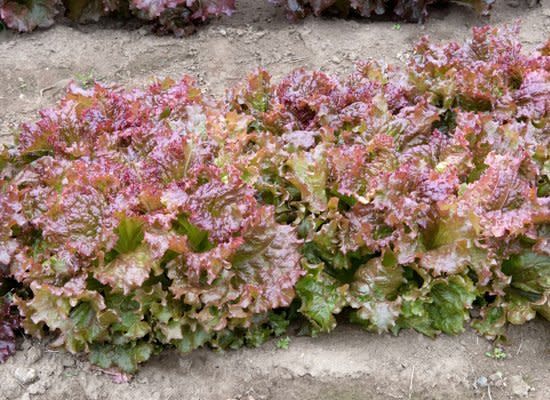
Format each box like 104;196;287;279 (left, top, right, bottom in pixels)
1;1;549;399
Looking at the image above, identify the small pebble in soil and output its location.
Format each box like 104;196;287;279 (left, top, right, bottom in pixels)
475;376;488;388
13;367;39;385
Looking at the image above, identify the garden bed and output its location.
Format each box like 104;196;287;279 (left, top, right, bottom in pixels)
1;1;549;399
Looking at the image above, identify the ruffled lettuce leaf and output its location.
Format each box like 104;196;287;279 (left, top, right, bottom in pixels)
3;77;303;372
397;275;477;337
295;261;348;334
1;25;548;372
63;0;120;23
500;251;549;326
130;0;235;36
0;0;60;32
0;295;19;363
1;0;235;34
348;251;405;333
269;0;496;22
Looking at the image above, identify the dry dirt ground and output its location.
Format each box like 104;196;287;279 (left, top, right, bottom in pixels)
0;1;549;399
0;321;549;400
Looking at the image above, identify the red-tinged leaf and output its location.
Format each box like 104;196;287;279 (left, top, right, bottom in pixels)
15;276;106;339
38;184;118;258
229;208;304;312
514;70;550;122
327;135;398;200
459;152;544;235
227;69;273;114
350;299;402;333
168;207;303;331
168;237;243;303
0;0;60;32
388;97;440;149
94;245;161;295
419;240;492;278
275;69;343;130
143;229;189;258
0;296;19;363
350;252;405;301
0;186;26;265
269;0;480;22
130;0;234;19
130;0;235;36
178;171;259;244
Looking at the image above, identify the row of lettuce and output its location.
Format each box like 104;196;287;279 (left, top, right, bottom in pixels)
0;25;549;373
0;0;504;35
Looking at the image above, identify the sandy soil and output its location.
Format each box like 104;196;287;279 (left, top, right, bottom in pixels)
0;1;549;399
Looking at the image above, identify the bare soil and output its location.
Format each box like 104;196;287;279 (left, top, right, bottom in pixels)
0;321;549;400
0;1;549;399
